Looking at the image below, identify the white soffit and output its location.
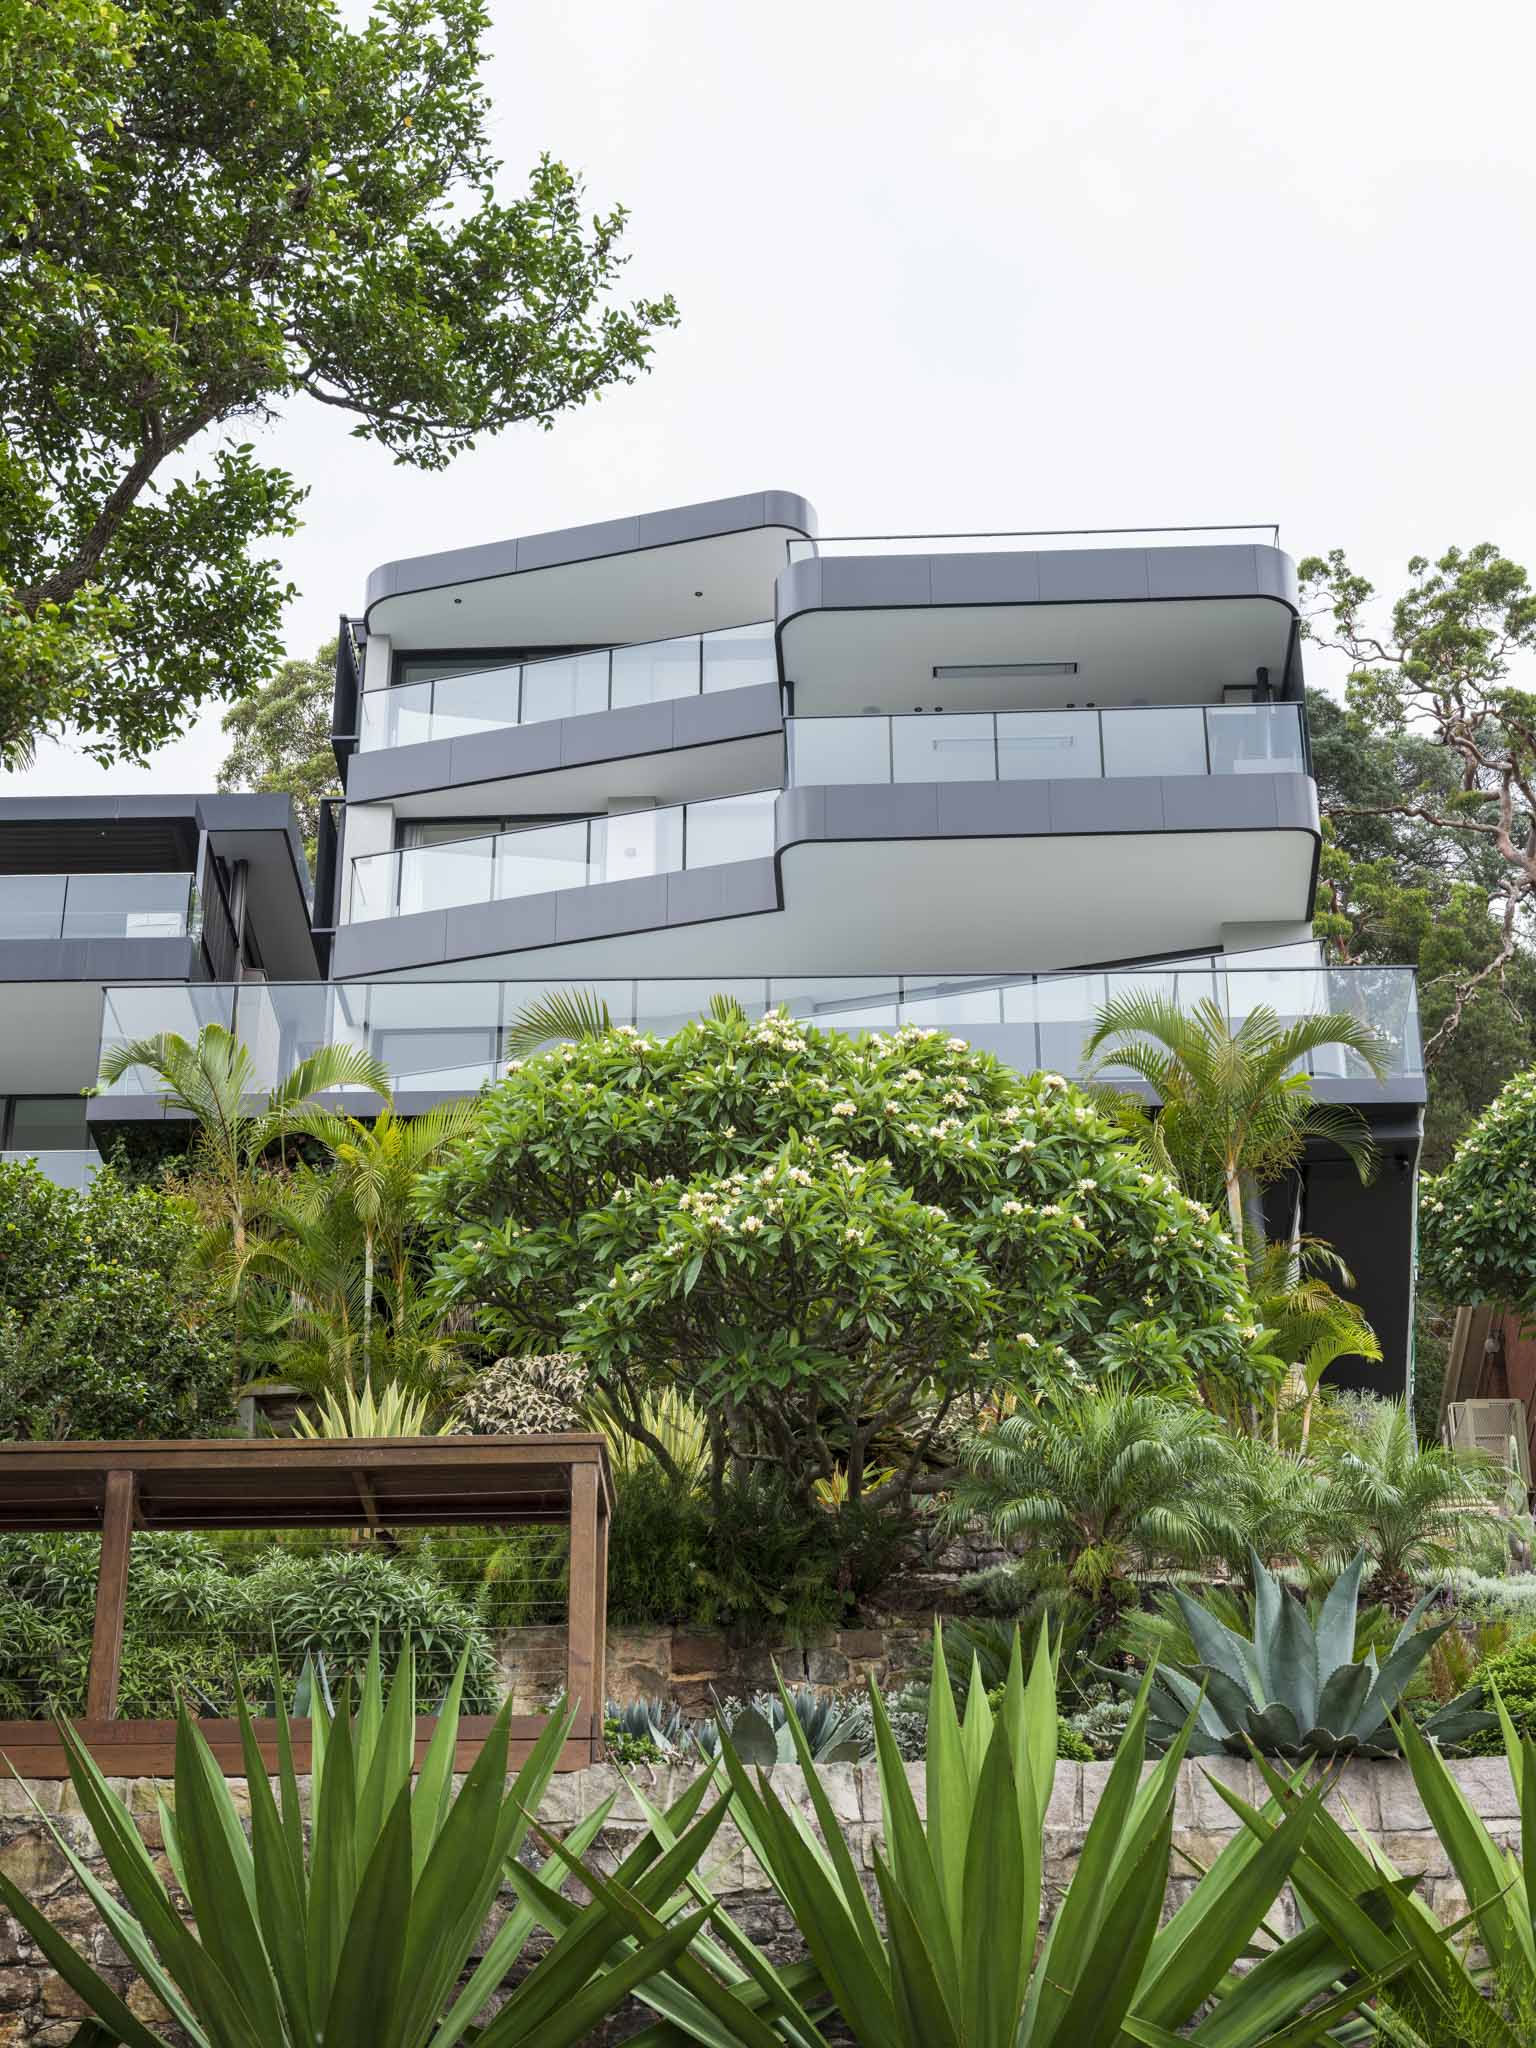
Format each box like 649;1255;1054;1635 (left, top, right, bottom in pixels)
369;830;1314;982
781;598;1295;712
369;529;798;651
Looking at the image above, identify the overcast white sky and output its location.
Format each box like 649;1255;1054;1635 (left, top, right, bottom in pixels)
8;0;1535;796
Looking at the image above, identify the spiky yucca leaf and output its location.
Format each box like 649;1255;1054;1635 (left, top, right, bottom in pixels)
0;1643;731;2048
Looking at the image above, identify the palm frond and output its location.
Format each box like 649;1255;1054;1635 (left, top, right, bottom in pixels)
503;988;613;1061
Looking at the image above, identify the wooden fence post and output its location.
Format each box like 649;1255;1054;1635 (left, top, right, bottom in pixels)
87;1469;137;1722
566;1462;601;1754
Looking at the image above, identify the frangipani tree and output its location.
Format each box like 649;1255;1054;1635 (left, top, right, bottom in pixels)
420;1010;1273;1503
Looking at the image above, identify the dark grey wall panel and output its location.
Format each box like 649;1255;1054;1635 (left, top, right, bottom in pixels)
555;873;669;945
559;703;672;769
443;893;557;961
0;936;198;984
777;542;1298;625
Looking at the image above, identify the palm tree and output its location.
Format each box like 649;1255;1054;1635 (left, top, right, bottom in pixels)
1084;993;1389;1246
281;1100;480;1384
96;1023;392;1371
944;1387;1239;1638
1247;1237;1384;1449
1317;1399;1500;1609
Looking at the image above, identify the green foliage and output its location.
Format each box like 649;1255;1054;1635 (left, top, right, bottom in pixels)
1236;1707;1536;2046
1462;1634;1536;1754
0;1158;235;1439
0;1647;729;2048
1421;1064;1536;1312
421;1011;1268;1503
945;1389;1239;1616
0;1531;500;1717
589;1625;1383;2047
605;1467;913;1640
1302;544;1536;1089
1315;1396;1501;1603
0;0;677;766
218;639;339;863
1114;1549;1493;1759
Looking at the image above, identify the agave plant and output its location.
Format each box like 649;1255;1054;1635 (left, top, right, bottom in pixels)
610;1686;868;1764
524;1623;1389;2046
1112;1548;1494;1757
0;1642;733;2048
292;1376;439;1438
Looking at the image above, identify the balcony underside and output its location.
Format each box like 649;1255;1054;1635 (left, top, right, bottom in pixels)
331;817;1317;981
366;491;815;649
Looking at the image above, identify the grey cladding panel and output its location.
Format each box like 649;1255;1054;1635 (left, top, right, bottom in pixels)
443;893;557;960
934;781;1052;837
671;681;783;748
555;873;670;945
1035;549;1153;603
559;702;673;769
1047;778;1164;834
929;553;1043;606
823;784;941;839
819;556;933;609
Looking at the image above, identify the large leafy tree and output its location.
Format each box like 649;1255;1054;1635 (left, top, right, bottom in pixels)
0;0;677;766
219;640;339;864
420;1011;1271;1506
1301;545;1536;1065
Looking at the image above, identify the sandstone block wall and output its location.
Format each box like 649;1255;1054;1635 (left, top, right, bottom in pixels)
0;1756;1518;2044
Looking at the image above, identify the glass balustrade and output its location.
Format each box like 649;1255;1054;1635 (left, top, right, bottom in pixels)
357;621;777;751
0;872;193;941
785;702;1305;786
349;789;779;923
95;965;1423;1102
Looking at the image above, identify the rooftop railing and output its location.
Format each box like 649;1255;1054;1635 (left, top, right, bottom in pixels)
0;872;194;943
348;790;779;923
94;965;1422;1104
785;524;1281;565
356;621;776;752
786;702;1305;786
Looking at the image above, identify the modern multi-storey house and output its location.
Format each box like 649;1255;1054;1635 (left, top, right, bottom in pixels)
8;493;1425;1388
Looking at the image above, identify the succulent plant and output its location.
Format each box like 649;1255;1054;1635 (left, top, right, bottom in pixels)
1109;1549;1496;1758
605;1685;868;1764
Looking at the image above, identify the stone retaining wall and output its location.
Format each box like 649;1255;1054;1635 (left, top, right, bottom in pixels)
0;1756;1519;2043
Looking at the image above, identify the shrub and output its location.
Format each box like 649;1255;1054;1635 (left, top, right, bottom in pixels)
448;1352;588;1434
1464;1633;1536;1754
605;1466;916;1639
0;1530;500;1718
0;1159;235;1439
420;1012;1271;1505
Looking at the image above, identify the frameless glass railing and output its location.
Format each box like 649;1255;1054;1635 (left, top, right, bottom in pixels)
357;621;777;751
786;702;1306;785
94;965;1422;1104
0;872;194;942
348;790;779;923
785;524;1280;564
